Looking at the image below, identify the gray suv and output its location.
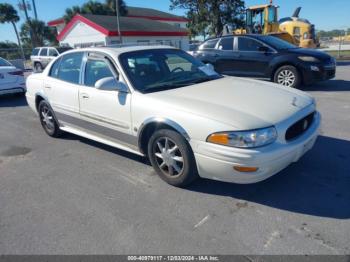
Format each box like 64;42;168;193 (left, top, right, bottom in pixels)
31;47;71;72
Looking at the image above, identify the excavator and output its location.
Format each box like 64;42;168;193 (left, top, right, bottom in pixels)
233;1;319;48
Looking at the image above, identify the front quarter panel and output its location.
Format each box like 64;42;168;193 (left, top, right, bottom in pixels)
131;92;234;143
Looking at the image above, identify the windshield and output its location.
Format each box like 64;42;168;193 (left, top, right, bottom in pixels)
0;57;12;67
119;49;222;93
257;35;298;50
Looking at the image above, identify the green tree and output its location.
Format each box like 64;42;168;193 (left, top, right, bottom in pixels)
20;19;58;47
63;0;128;23
170;0;245;38
0;3;25;60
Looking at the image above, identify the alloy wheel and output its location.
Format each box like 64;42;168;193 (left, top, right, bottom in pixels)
277;69;296;87
153;137;184;177
40;105;55;132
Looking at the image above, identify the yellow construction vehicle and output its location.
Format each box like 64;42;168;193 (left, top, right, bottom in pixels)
234;1;318;48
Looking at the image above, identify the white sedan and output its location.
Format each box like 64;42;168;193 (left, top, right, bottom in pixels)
0;57;26;95
26;46;320;187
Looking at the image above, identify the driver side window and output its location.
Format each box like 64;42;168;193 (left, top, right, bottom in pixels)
84;59;114;87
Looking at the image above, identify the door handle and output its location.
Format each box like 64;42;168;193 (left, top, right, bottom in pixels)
81;93;89;99
44;85;51;89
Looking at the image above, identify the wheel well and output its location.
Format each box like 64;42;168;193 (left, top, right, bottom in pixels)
139;122;181;156
35;95;45;112
271;63;303;82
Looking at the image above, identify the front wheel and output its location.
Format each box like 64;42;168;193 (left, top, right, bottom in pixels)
38;100;62;137
148;129;199;187
273;65;301;88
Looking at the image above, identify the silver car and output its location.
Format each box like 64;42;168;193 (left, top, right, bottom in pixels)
26;46;320;187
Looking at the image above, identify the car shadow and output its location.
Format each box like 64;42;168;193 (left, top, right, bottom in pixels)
0;94;28;108
187;135;350;219
303;79;350;92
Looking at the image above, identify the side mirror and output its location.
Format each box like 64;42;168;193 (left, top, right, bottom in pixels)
95;77;128;92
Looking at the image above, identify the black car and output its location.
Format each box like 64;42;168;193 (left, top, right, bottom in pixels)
193;35;336;88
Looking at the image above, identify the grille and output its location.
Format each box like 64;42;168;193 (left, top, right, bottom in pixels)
285;112;315;141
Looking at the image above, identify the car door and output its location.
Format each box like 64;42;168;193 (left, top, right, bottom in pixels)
38;48;50;67
236;36;275;77
44;52;83;121
214;37;241;75
78;52;134;145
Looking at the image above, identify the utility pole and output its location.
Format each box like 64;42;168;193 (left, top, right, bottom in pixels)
32;0;38;20
116;0;123;44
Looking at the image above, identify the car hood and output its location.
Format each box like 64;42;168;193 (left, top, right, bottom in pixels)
147;77;314;130
286;48;331;61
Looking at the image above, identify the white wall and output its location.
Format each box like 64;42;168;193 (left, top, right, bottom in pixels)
60;21;107;48
106;36;190;51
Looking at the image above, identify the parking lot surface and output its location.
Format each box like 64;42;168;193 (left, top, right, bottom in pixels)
0;64;349;255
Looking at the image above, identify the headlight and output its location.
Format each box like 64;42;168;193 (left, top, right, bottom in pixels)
298;56;320;63
207;127;277;148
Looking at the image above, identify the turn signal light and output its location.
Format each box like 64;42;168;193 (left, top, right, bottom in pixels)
207;133;229;145
233;166;259;173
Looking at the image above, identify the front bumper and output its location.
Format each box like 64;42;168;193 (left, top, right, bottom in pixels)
302;63;336;85
191;111;321;184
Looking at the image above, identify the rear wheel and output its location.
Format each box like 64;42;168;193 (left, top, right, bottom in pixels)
274;65;301;88
148;129;198;187
38;100;62;137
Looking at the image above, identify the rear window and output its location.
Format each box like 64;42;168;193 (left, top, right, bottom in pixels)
32;48;40;56
200;39;219;50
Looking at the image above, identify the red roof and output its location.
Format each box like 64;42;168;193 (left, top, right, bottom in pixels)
57;14;188;41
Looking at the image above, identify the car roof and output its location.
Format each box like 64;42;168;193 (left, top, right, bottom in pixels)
204;34;263;42
60;45;176;57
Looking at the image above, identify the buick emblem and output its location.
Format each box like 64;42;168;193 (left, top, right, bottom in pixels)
303;120;308;130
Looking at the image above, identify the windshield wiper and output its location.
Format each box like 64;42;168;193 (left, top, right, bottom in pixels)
142;82;191;93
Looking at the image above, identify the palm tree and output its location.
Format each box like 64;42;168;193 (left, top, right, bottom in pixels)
20;20;58;47
63;6;82;23
0;3;25;60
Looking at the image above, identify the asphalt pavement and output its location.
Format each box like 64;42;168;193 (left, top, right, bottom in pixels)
0;64;349;255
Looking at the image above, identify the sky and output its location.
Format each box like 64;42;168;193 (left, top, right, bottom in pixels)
0;0;349;43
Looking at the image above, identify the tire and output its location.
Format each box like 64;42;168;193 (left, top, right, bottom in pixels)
34;63;43;73
273;65;301;88
148;129;199;187
38;100;62;137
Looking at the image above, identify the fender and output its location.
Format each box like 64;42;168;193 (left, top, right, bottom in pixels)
137;117;190;153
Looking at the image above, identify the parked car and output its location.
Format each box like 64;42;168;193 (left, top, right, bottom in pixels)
31;46;72;72
26;46;320;187
0;57;26;95
193;35;336;88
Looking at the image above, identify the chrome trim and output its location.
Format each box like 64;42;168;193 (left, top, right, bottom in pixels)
56;112;138;147
137;117;190;154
